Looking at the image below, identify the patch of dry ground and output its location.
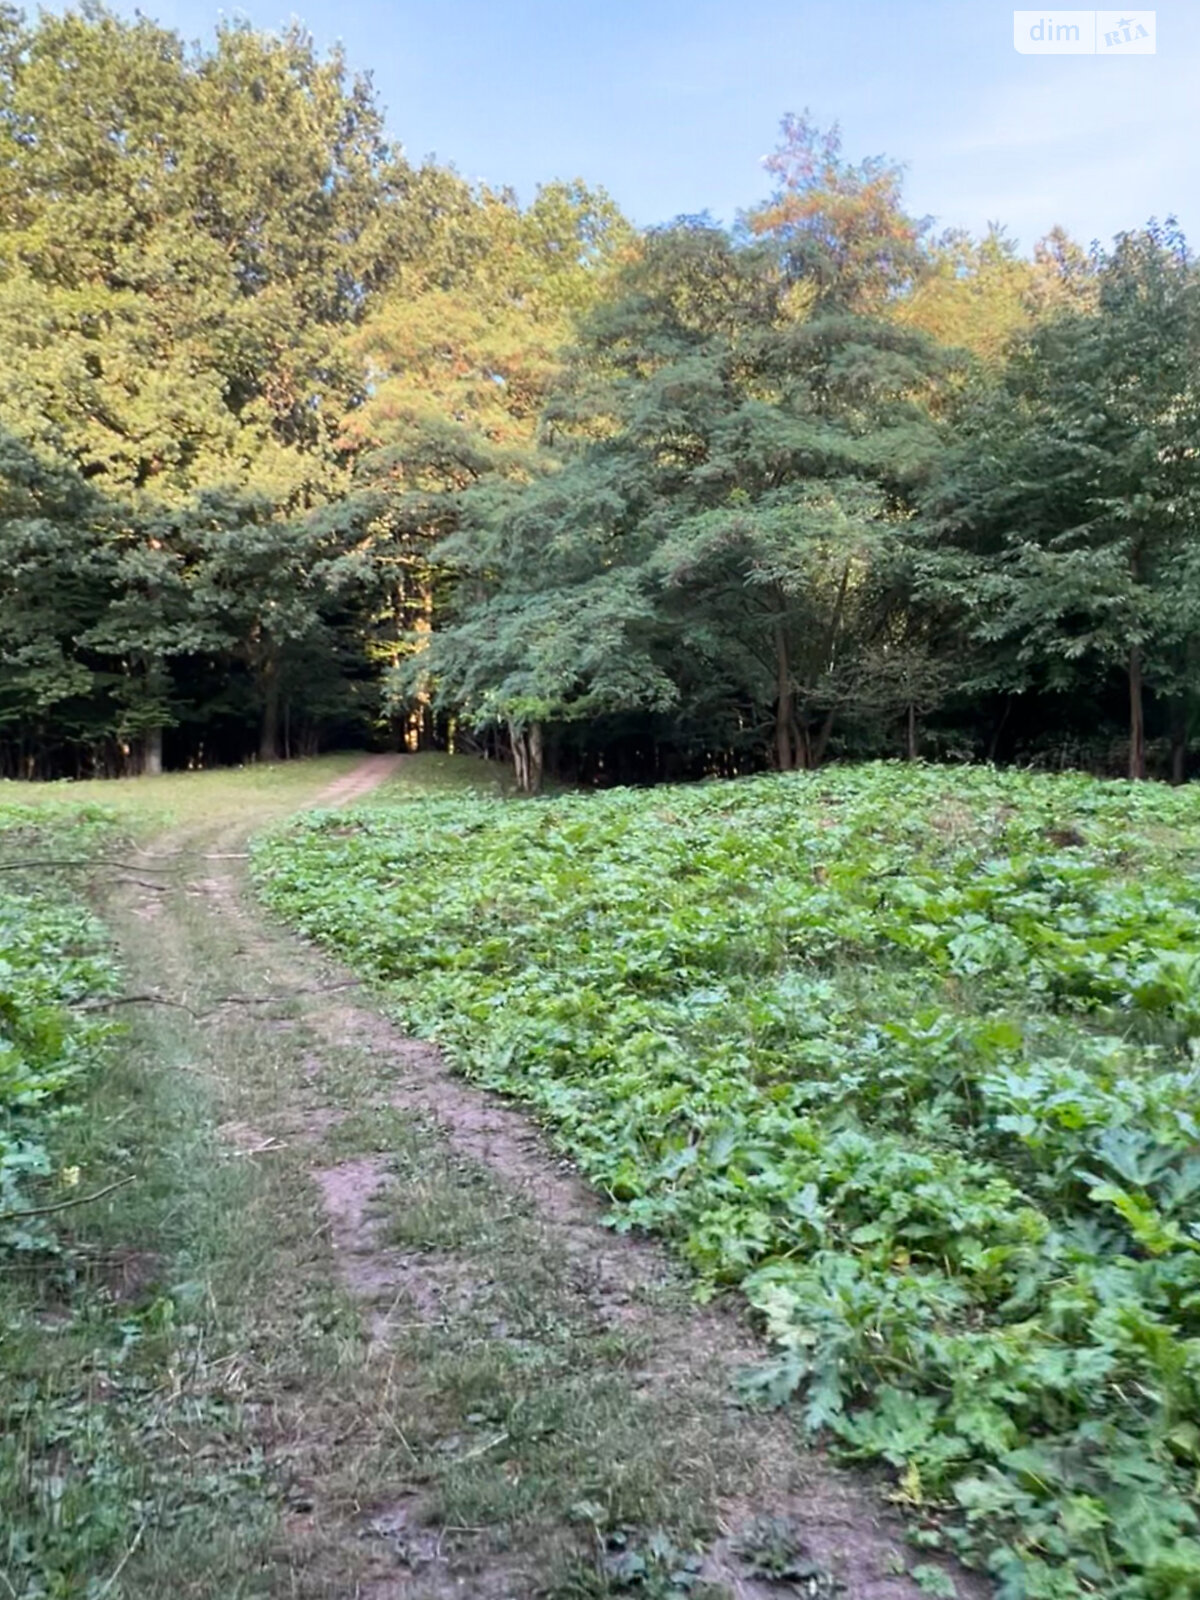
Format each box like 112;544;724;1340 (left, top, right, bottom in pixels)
97;756;987;1600
313;753;406;808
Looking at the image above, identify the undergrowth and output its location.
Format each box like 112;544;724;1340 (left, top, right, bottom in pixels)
0;802;120;1244
255;763;1200;1599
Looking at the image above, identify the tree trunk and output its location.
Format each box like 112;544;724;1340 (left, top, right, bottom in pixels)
811;708;836;769
509;719;529;792
507;721;546;794
1170;698;1188;785
1129;645;1146;780
143;726;163;776
260;662;281;763
986;696;1013;764
774;623;797;770
906;702;918;761
527;721;544;794
790;713;806;769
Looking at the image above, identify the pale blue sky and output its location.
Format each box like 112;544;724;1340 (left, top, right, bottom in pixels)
89;0;1200;252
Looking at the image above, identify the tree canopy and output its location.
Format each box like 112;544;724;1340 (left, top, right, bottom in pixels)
1;7;1197;787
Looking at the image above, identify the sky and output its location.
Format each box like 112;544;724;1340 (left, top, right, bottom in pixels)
85;0;1200;254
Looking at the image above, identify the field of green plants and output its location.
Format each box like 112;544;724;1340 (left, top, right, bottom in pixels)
256;765;1200;1599
0;804;119;1247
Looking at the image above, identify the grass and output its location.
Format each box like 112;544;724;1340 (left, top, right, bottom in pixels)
1;1036;278;1596
0;752;360;829
0;798;283;1597
0;751;509;830
372;750;518;799
0;795;319;1598
254;761;1200;1600
337;1107;769;1599
0;757;365;1597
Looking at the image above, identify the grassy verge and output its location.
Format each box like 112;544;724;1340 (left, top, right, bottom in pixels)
0;760;372;1597
371;751;518;799
0;802;120;1235
9;751;696;1600
254;762;1200;1600
0;799;285;1598
0;752;361;830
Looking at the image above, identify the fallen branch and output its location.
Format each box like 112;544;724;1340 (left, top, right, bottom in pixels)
1;1174;136;1222
233;1137;286;1156
0;853;247;876
74;993;201;1017
0;857;177;873
96;1521;146;1600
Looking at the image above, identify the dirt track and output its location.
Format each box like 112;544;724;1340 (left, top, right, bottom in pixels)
313;753;406;808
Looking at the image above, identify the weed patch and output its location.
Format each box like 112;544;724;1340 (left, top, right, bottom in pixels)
256;763;1200;1597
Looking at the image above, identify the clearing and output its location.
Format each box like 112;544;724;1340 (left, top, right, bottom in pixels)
3;755;962;1600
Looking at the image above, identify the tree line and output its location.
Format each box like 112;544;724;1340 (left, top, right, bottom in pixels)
2;9;1197;784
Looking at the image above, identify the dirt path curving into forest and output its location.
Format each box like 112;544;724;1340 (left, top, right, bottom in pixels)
99;756;987;1600
312;752;406;808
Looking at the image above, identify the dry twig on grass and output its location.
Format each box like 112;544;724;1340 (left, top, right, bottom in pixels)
1;1174;136;1222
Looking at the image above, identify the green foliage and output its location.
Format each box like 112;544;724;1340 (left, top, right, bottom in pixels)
3;15;1194;789
410;218;950;780
348;175;633;743
256;764;1200;1595
0;805;119;1244
0;4;424;773
919;222;1200;779
2;1291;274;1597
594;1529;714;1597
735;1515;843;1594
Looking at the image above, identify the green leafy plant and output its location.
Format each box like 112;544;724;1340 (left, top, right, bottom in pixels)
735;1515;843;1594
255;763;1200;1596
0;805;120;1245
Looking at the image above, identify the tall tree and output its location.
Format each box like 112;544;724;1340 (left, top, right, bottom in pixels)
919;222;1200;779
0;5;404;772
346;177;633;753
896;225;1036;365
745;110;930;314
410;200;949;786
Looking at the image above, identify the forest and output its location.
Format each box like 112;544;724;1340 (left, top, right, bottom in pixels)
6;14;1200;1596
3;8;1198;787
